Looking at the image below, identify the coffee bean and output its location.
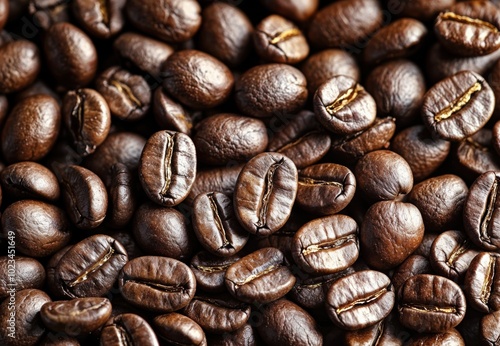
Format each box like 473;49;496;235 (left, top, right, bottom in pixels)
28;0;70;30
0;257;45;299
481;310;500;345
190;251;240;293
153;87;193;135
105;163;137;229
399;0;455;21
0;40;40;94
118;256;196;313
72;0;125;39
101;313;159;346
46;246;73;300
40;334;80;346
153;313;206;346
207;324;258;346
392;255;433;293
408;328;465;346
344;312;411;345
464;252;500;313
414;234;439;258
261;0;318;22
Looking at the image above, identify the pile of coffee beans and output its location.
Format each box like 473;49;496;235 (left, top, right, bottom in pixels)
2;0;500;345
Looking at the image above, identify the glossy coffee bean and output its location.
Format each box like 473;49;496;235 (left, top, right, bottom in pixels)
360;201;424;270
326;270;395;330
314;75;376;135
153;313;206;346
96;66;151;122
193;192;248;257
234;152;298;236
422;70;494;141
225;247;296;304
39;334;80;346
72;0;125;39
1;94;60;163
398;274;467;333
392;255;433;293
414;234;439;258
344;313;411;345
292;214;359;274
46;246;73;299
207;324;259;346
101;313;159;346
162;50;233;110
0;40;40;93
153;87;192;135
0;257;45;299
62;88;111;156
408;328;465;346
190;251;240;293
54;234;128;298
2;200;70;257
40;298;112;335
481;310;500;345
29;0;69;30
105;163;137;229
44;22;97;89
261;0;318;22
399;0;455;21
118;256;196;313
464;252;500;313
235;64;308;118
139;130;196;207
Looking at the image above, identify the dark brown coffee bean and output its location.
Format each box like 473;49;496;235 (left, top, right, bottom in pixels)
62;88;111;156
139;130;196;207
344;312;411;346
198;2;253;67
2;94;60;163
29;0;70;30
207;324;258;346
481;310;500;345
153;87;193;135
0;40;40;94
96;66;151;121
435;1;500;56
0;161;60;201
0;0;7;30
326;270;395;330
414;234;439;258
72;0;125;39
392;255;433;293
44;22;97;89
0;257;45;299
55;234;128;298
41;298;112;335
107;230;143;261
126;0;201;43
398;274;467;333
422;70;494;141
296;163;356;215
39;334;80;346
399;0;455;21
408;328;465;346
235;64;308;118
225;247;296;303
292;214;359;274
464;252;500;313
118;256;196;313
105;163;137;229
2;200;70;257
234;152;298;236
153;313;206;346
101;313;159;346
193;192;249;257
46;246;73;299
190;251;240;293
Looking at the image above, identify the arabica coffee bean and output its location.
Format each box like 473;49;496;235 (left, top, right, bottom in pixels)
399;0;455;21
0;257;45;299
72;0;125;39
101;314;159;346
408;328;465;346
0;40;40;93
40;298;112;335
422;70;494;141
464;252;500;313
190;252;240;293
139;130;196;207
187;164;243;205
207;324;258;346
234;152;298;236
261;0;318;23
480;310;500;346
225;247;296;303
326;270;395;330
153;87;193;135
392;255;433;293
118;256;196;313
105;163;137;229
344;312;410;345
398;274;467;333
153;313;206;346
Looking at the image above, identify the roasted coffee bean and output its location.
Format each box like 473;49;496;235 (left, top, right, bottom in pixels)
44;22;98;89
0;161;60;201
193;192;248;257
365;60;426;127
296;163;356;215
235;64;308;118
326;270;395;330
464;252;500;313
54;234;128;298
408;175;468;232
46;246;73;299
190;252;240;293
234;152;298;236
414;234;439;258
257;299;323;345
355;150;413;202
198;2;253;67
481;310;500;345
40;298;112;335
193;113;268;166
153;87;193;135
39;334;80;346
72;0;125;39
464;171;500;251
2;94;60;163
254;15;309;64
314;75;376;135
435;1;500;56
0;40;40;94
183;295;251;334
139;130;196;207
292;214;359;274
360;201;424;270
399;0;455;21
0;0;6;30
0;289;51;346
300;49;360;96
391;125;451;182
126;0;201;43
106;163;136;229
54;164;108;230
225;247;296;303
398;274;467;333
492;61;500;119
261;0;318;22
267;111;331;169
162;50;233;110
29;0;70;30
344;312;411;345
62;88;111;156
392;255;433;293
430;230;479;282
2;200;70;257
0;257;45;299
207;324;259;346
15;80;57;102
422;70;494;141
101;313;159;346
132;203;195;260
408;328;465;346
308;0;383;49
154;313;206;346
118;256;196;313
107;231;143;261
